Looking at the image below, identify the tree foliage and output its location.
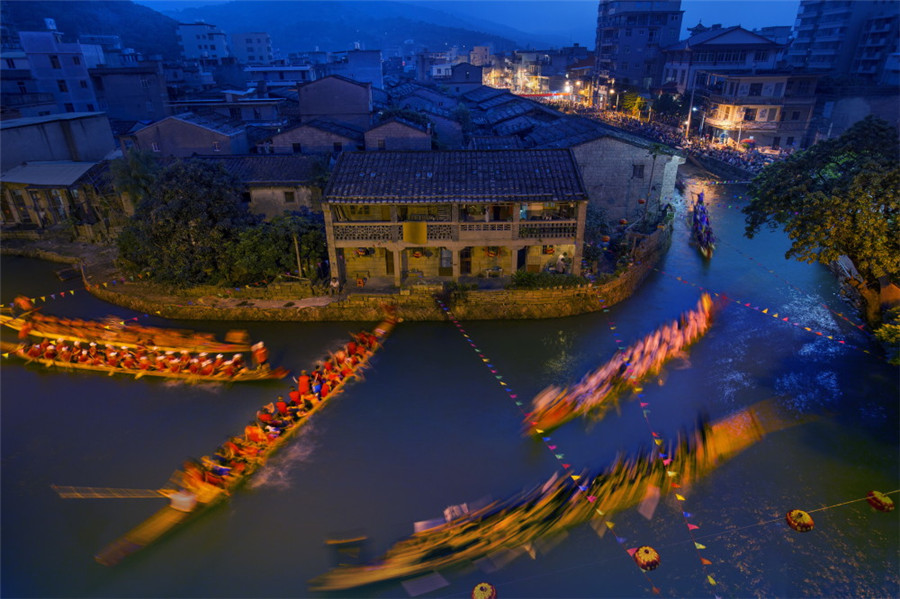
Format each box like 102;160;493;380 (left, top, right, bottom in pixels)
109;148;160;207
117;159;259;287
743;116;900;290
621;92;645;117
224;210;327;286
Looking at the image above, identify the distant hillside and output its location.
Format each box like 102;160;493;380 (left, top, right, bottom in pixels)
157;0;526;54
3;1;180;60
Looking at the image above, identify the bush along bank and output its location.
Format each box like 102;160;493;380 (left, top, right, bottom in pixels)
87;223;672;322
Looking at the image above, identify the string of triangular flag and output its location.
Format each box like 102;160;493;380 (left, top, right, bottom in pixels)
716;238;869;332
601;296;720;595
434;296;663;595
652;267;880;359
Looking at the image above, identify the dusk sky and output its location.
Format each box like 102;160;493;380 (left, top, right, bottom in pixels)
139;0;804;48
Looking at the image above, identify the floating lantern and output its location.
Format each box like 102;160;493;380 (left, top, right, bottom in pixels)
355;247;367;257
786;509;814;532
471;582;497;599
619;219;628;226
632;546;661;572
601;235;611;243
867;490;895;512
543;245;555;254
638;198;646;204
412;250;423;258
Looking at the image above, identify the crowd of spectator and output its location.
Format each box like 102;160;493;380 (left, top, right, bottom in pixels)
593;110;792;175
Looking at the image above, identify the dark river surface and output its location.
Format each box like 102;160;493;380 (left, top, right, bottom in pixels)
2;172;897;599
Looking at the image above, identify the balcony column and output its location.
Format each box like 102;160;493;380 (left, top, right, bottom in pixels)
452;249;460;279
572;200;587;276
393;249;402;287
322;203;342;282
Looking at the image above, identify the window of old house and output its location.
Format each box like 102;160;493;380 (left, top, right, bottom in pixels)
50;55;61;69
284;191;295;203
632;164;645;178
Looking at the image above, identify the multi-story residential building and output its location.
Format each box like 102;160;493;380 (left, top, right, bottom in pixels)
850;10;900;84
661;25;783;95
244;63;315;91
469;46;491;66
230;32;274;65
434;62;483;96
0;112;116;172
786;0;896;79
695;70;820;149
17;28;103;113
0;49;56;118
322;149;588;287
89;61;169;123
595;0;684;91
176;22;230;64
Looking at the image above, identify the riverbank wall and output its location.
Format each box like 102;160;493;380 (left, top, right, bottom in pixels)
82;224;673;322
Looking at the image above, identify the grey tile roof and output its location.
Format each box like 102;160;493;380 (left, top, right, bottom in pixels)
185;154;319;184
469;136;524;150
493;115;543;137
325;150;586;203
159;112;246;137
461;85;509;103
1;161;98;186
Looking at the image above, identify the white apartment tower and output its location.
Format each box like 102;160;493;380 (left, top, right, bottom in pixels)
177;22;230;63
231;32;273;65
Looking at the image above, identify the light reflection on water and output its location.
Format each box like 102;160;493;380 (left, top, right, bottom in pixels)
1;173;897;598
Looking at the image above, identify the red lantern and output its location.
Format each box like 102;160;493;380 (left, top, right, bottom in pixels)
619;219;628;226
638;198;646;204
601;235;610;243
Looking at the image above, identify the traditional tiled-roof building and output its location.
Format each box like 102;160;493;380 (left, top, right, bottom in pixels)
323;149;588;287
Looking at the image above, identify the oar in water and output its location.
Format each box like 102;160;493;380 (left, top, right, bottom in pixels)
51;485;174;499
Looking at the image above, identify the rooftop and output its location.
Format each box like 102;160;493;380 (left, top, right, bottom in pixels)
325;149;586;204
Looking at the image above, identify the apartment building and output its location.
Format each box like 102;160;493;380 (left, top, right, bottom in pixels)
231;32;273;65
176;22;230;64
17;28;103;113
595;0;684;91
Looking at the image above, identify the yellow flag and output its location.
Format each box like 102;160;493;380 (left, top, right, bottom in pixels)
595;509;605;516
536;429;544;434
707;575;716;586
604;521;615;529
666;470;678;477
571;475;581;481
2;353;8;358
773;313;779;318
675;494;686;501
103;282;108;287
654;438;663;446
762;308;768;314
694;542;706;549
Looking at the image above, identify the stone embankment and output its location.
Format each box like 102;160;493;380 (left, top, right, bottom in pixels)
3;224;672;322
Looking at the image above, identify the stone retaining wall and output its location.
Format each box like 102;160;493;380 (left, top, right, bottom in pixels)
87;223;673;322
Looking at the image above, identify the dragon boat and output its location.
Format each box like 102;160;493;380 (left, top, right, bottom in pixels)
0;341;288;383
0;311;252;354
690;192;715;259
525;294;715;435
309;400;804;592
86;311;399;566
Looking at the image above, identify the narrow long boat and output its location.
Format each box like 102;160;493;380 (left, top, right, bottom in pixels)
91;312;399;567
525;294;715;435
0;312;252;353
0;341;288;383
309;400;806;592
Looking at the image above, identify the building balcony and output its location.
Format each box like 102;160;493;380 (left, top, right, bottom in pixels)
331;220;578;245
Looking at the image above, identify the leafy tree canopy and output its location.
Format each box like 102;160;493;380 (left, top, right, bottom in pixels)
117;159;260;287
743;116;900;289
225;210;327;286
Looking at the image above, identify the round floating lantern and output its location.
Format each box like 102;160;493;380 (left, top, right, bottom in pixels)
786;509;814;532
471;582;497;599
633;546;661;572
601;235;611;243
866;490;895;512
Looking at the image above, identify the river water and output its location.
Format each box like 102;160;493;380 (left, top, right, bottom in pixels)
2;171;897;599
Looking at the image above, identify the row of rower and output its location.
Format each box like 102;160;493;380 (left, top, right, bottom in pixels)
184;330;381;489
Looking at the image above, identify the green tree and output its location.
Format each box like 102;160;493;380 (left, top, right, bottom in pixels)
225;210;327;285
621;92;645;117
109;148;160;210
117;159;259;286
651;93;685;120
743;116;900;322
